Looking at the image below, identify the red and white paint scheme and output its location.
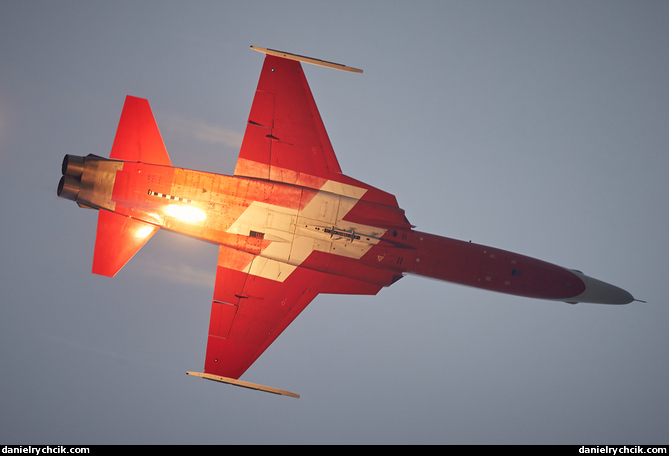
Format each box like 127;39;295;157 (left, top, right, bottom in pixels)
57;47;640;397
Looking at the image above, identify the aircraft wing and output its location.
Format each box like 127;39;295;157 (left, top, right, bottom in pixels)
234;52;401;208
191;51;399;396
203;246;382;381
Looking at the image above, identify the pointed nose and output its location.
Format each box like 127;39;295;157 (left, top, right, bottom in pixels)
566;270;634;304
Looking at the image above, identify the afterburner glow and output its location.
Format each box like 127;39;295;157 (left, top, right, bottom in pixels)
166;204;206;223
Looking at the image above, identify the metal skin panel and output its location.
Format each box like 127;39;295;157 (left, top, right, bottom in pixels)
58;49;638;397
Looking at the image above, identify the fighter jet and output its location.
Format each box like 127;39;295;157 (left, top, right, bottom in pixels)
57;47;641;398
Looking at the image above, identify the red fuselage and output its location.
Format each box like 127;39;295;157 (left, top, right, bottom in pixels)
61;155;591;303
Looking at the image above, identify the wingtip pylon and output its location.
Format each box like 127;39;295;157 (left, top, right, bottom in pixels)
250;46;363;73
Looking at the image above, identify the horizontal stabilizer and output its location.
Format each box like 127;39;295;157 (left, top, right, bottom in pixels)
186;371;300;398
92;210;159;277
110;96;172;165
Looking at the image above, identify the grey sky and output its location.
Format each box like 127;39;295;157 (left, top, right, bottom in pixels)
1;0;668;444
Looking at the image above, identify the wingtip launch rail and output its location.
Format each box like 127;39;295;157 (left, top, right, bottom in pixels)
250;46;363;73
186;371;300;398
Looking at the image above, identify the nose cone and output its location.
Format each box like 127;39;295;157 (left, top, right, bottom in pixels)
566;270;634;304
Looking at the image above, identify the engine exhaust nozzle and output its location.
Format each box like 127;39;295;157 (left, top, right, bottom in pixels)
57;175;80;201
61;154;85;178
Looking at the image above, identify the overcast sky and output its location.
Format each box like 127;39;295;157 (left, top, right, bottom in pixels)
1;0;668;444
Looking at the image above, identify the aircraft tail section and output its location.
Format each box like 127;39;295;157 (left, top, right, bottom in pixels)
90;96;171;277
110;96;172;166
92;210;159;277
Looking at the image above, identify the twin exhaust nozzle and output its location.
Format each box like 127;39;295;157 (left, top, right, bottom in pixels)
57;154;86;201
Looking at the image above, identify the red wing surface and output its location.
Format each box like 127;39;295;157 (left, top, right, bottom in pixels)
234;55;341;184
205;246;381;379
234;55;400;208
